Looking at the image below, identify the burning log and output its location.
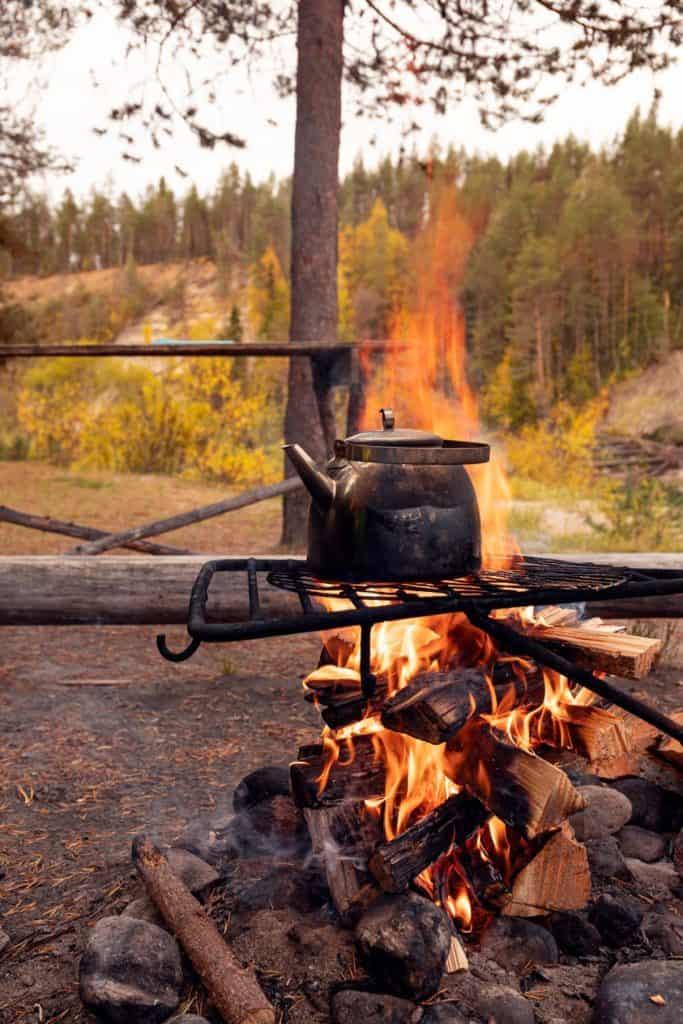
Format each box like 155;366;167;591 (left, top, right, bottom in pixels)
520;623;662;680
304;802;382;923
502;823;590;918
132;835;275;1024
653;711;683;771
290;737;385;808
380;669;492;744
446;722;584;840
369;794;488;893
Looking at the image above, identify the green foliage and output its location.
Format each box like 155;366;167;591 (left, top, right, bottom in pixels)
590;477;683;552
248;245;290;340
16;354;278;485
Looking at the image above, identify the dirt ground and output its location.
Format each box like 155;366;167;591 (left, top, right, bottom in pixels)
0;625;322;1023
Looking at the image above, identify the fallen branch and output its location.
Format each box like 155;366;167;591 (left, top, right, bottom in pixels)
70;477;303;555
132;835;275;1024
0;504;190;556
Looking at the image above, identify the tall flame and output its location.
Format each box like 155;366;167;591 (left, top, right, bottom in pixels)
358;185;516;565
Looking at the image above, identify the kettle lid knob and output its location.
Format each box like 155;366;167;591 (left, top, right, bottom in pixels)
380;408;395;431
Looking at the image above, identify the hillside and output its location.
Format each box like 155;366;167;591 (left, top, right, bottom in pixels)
603;351;683;444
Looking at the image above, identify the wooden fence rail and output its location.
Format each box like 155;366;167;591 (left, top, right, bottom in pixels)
0;554;680;627
0;340;400;359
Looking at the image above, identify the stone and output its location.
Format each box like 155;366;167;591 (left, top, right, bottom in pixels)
355;892;452;1001
569;785;632;839
234;864;326;914
330;990;422;1024
624;858;678;899
79;916;183;1024
476;985;534;1024
421;1005;467;1023
167;1018;211;1024
610;778;683;833
547;911;601;956
120;896;164;928
478;916;558;973
589;894;643;946
0;927;9;955
165;847;219;893
672;829;683;877
616;826;667;863
643;910;683;955
585;834;631;880
233;765;291;811
177;814;240;865
594;960;683;1023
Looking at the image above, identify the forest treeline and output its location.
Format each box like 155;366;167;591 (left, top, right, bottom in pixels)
1;106;682;430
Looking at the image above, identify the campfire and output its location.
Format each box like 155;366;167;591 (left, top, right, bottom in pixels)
294;604;663;933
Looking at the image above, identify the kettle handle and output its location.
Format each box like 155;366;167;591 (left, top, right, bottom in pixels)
380;408;395;430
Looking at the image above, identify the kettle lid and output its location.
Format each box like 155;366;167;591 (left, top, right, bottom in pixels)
345;408;443;447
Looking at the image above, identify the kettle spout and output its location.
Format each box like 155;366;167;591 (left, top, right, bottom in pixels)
283;443;336;513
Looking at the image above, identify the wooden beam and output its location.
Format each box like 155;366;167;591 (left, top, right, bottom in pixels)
0;556;299;626
70;477;303;555
0;504;191;556
0;554;680;627
0;340;401;358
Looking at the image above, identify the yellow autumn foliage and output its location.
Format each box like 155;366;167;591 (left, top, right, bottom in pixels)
17;352;278;485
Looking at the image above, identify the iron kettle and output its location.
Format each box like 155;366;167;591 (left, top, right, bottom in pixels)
284;409;490;581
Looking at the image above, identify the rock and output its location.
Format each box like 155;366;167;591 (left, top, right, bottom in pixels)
569;785;632;839
331;990;421;1024
234;864;326;914
478;917;558;972
79;916;183;1024
472;984;534;1024
616;826;667;863
547;911;601;956
610;778;683;833
421;1005;467;1023
624;858;678;899
165;847;219;893
0;927;9;955
177;814;240;865
120;896;164;928
167;1018;211;1024
585;834;631;880
233;765;291;811
673;829;683;877
355;892;452;1001
589;894;643;946
643;910;683;955
594;960;683;1023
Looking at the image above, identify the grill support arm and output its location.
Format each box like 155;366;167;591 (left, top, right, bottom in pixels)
467;609;683;745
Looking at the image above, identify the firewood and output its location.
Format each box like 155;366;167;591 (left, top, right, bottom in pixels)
522;624;662;680
502;823;590;918
132;835;274;1024
565;703;660;778
304;803;381;923
380;669;492;744
446;722;584;839
369;794;488;893
445;934;469;972
290;736;385;808
653;710;683;771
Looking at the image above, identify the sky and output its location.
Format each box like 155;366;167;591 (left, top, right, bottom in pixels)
24;6;683;203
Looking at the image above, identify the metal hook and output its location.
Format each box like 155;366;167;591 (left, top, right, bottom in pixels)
156;633;201;663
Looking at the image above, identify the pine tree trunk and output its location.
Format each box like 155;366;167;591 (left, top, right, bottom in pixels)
281;0;344;546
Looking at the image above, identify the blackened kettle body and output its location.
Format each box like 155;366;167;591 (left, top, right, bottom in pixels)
284;409;490;581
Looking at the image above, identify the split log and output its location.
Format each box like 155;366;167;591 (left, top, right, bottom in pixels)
522;623;662;680
369;794;488;893
132;835;274;1024
502;824;590;918
0;504;191;555
71;477;303;555
445;935;469;972
304;802;381;923
290;737;385;809
380;669;491;744
559;703;661;778
446;722;584;839
652;710;683;771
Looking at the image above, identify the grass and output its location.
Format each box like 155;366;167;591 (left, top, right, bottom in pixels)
0;461;284;556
